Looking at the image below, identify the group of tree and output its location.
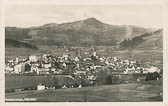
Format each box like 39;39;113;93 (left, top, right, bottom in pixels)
120;36;144;49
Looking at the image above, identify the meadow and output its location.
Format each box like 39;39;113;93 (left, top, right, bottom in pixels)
5;75;73;90
5;80;162;102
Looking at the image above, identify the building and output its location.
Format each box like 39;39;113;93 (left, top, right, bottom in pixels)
38;68;50;75
31;65;39;73
29;55;38;62
63;54;69;60
148;66;160;73
124;66;135;74
5;65;14;73
74;70;86;75
15;56;19;64
42;63;52;68
14;63;25;74
93;51;97;56
37;84;45;90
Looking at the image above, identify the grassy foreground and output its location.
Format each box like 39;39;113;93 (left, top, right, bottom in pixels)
5;80;162;102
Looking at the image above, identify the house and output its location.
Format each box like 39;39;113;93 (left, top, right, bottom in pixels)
87;75;96;80
63;54;69;60
134;67;141;74
74;57;79;62
38;68;50;75
37;84;45;90
61;85;67;89
124;66;135;74
29;55;38;62
113;57;118;62
54;69;63;74
74;70;86;75
62;63;67;67
31;65;38;73
15;56;19;64
42;54;47;59
43;63;51;68
93;51;97;56
8;60;14;63
78;84;82;88
148;66;160;73
14;63;25;74
83;57;91;61
5;65;14;73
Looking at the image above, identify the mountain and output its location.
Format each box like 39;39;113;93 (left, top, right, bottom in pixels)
119;29;163;50
5;17;154;47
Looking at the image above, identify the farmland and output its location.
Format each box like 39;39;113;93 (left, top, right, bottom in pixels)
5;80;162;102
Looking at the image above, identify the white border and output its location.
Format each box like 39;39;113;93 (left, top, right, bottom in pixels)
0;0;167;106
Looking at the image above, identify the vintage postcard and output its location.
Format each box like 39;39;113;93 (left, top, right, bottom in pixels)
0;0;168;106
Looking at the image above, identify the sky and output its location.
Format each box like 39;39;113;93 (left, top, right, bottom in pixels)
5;4;163;28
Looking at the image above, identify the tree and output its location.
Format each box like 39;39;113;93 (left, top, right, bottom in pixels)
25;63;31;72
104;75;112;84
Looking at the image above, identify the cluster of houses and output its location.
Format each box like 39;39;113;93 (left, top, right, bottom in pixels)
5;48;163;92
5;49;162;80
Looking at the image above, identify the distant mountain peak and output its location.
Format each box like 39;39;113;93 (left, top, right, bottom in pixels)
84;17;102;23
85;17;98;20
81;17;105;28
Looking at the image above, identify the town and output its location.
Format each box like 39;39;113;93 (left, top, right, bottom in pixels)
5;47;162;88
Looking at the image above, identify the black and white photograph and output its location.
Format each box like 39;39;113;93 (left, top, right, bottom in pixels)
1;0;167;104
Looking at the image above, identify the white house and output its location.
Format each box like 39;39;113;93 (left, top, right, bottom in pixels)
37;84;45;90
78;84;82;88
113;57;118;62
42;54;47;59
74;57;79;62
29;55;38;62
43;63;51;68
74;70;86;75
93;51;97;56
5;65;14;73
31;65;38;73
148;66;160;73
14;63;25;74
15;56;19;63
99;57;105;62
124;66;135;74
61;85;67;89
62;63;67;67
63;54;69;60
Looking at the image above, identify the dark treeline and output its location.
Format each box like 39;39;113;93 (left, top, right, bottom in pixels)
119;32;152;49
120;37;144;49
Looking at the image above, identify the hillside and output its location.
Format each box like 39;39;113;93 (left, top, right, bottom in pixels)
5;39;38;50
119;29;163;50
136;29;162;50
5;17;151;47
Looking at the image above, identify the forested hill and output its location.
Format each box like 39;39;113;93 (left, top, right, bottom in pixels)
119;29;162;50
